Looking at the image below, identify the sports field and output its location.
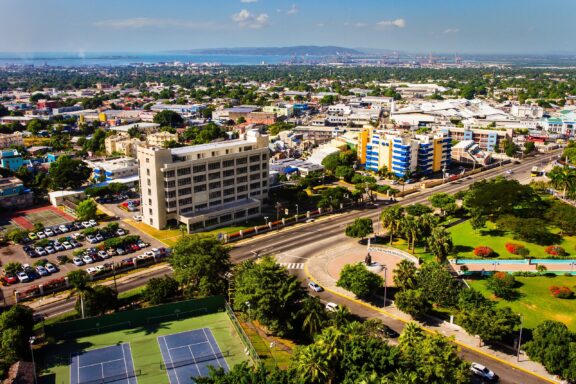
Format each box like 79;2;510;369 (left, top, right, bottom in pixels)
39;312;250;384
0;205;75;232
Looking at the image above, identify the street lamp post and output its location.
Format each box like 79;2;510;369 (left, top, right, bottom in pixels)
517;314;524;362
29;337;37;384
245;301;251;323
295;204;299;222
383;265;388;308
264;216;269;227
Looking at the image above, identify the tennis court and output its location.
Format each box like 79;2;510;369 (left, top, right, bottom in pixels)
1;205;75;231
70;344;138;384
158;328;229;384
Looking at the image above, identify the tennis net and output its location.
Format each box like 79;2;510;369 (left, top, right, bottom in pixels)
80;369;141;384
161;351;230;370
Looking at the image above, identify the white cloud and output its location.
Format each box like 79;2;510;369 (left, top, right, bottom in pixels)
375;18;406;29
316;23;325;28
240;0;258;3
286;4;299;15
232;9;269;29
93;17;219;30
344;22;367;28
443;28;460;34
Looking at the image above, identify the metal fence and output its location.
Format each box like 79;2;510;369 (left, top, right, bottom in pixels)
224;301;261;366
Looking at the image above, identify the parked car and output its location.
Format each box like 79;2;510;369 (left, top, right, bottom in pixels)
35;266;49;277
81;221;91;228
53;242;64;251
82;255;94;264
378;326;399;339
308;281;323;292
116;247;126;255
70;239;81;248
130;244;140;251
133;215;143;222
107;248;117;256
16;271;30;283
470;363;498;382
116;228;126;236
2;274;18;285
52;227;61;235
137;241;148;248
45;263;58;273
72;257;85;266
37;232;46;239
121;258;135;266
86;267;99;275
325;302;338;312
86;235;97;244
58;224;69;233
73;222;84;230
88;219;98;227
62;241;73;250
45;246;56;254
98;250;110;259
95;233;104;242
35;247;47;256
44;228;54;237
28;232;38;240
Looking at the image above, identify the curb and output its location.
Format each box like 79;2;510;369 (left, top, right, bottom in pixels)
303;263;558;384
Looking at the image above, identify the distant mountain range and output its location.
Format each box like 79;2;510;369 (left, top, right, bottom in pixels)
173;46;364;56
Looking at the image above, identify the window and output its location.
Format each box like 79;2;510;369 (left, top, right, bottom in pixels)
179;197;192;206
235;211;245;218
223;170;234;177
224;197;235;203
165;170;175;178
181;207;192;214
250;165;260;172
178;187;191;196
223;159;234;167
237;194;247;199
236;157;247;165
147;178;151;186
195;203;207;211
244;146;253;151
205;218;218;227
209;181;221;189
146;169;150;176
250;174;260;181
223;179;235;187
237;167;247;174
194;184;207;193
237;185;247;193
165;181;175;188
149;208;153;215
220;213;232;222
261;153;268;161
177;167;191;176
250;182;260;190
209;191;221;199
146;158;150;163
148;198;152;205
237;176;248;183
193;175;206;183
224;188;235;196
167;191;176;198
208;172;220;180
250;155;260;162
208;162;220;170
209;200;221;207
193;164;206;173
178;178;191;186
148;188;151;195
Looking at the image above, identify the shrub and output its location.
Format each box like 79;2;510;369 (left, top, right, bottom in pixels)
474;246;494;258
544;245;566;257
505;242;524;255
487;272;517;299
549;286;574;299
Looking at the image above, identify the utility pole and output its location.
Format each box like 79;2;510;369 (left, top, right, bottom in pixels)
517;314;524;362
29;337;37;384
383;265;388;307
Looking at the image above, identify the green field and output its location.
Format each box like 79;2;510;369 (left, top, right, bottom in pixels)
38;312;250;384
449;220;576;259
467;276;576;331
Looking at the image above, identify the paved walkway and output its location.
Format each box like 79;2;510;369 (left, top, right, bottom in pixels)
306;245;563;384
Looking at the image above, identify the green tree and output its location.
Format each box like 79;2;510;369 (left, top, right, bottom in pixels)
458;305;519;345
170;234;231;298
486;272;517;300
79;285;118;317
26;119;43;135
67;269;91;318
393;259;418;291
337;263;384;299
48;155;91;190
427;226;453;263
3;262;22;276
524;321;576;381
405;204;433;217
547;166;576;198
298;296;328;340
428;193;457;216
335;166;355;182
395;289;431;318
76;199;98;221
417;262;460;307
345;218;373;241
153;110;184;127
380;206;405;245
143;276;180;304
321;153;341;174
0;305;34;365
233;256;305;336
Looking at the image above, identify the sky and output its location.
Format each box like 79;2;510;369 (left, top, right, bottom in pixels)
0;0;573;54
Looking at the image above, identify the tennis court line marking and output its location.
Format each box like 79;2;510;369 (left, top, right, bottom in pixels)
156;327;210;339
79;358;125;369
168;341;210;352
202;328;223;369
187;345;202;376
159;336;181;384
121;344;130;383
204;329;229;371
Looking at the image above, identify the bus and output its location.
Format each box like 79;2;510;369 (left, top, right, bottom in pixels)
531;166;540;177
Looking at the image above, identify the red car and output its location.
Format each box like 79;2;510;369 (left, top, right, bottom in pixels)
2;274;18;285
130;243;140;251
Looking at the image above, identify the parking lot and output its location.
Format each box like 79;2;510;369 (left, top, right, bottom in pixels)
0;214;167;300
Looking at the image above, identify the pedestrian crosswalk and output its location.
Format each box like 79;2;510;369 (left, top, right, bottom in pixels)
279;262;304;270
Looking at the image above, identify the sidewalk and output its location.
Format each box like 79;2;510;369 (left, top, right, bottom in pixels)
25;263;170;312
306;247;562;384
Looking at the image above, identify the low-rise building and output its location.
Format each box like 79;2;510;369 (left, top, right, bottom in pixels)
86;157;139;182
105;133;145;156
146;131;179;148
0;176;33;209
441;127;513;152
0;149;25;171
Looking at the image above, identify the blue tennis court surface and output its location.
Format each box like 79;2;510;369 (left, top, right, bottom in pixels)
158;328;229;384
70;344;138;384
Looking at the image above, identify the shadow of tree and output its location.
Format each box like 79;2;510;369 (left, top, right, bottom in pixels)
125;322;171;336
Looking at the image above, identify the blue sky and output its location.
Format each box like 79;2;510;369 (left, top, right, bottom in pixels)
0;0;572;54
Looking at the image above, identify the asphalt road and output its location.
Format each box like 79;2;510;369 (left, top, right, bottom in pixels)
33;150;562;384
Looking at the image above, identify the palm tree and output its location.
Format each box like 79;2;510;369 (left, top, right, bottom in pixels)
380;206;405;245
299;296;327;339
398;322;424;354
419;214;439;251
427;226;454;263
547;166;576;198
67;269;92;319
292;344;330;384
401;216;420;253
393;259;418;291
328;305;352;329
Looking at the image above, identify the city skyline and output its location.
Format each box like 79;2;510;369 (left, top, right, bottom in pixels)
0;0;573;54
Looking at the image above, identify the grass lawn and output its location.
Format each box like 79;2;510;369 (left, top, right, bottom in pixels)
467;276;576;331
240;321;293;370
38;312;250;384
448;220;576;259
387;238;436;263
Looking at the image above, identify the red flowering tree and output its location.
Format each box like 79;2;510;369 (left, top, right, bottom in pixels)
544;246;566;257
505;242;524;255
549;286;574;299
474;246;494;258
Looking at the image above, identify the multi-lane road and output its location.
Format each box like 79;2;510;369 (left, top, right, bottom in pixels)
33;150;562;384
